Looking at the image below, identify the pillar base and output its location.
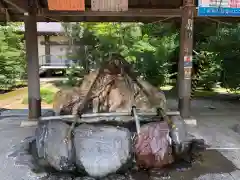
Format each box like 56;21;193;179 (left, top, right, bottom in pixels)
20;120;38;127
184;117;197;126
178;97;191;119
28;98;41;119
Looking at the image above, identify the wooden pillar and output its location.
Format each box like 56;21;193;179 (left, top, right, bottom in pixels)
44;35;51;64
177;0;194;118
24;11;41;120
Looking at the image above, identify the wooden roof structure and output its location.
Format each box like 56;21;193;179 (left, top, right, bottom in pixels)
0;0;239;23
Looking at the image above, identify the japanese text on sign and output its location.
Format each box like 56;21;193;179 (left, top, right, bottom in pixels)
184;67;192;79
184;56;192;68
198;0;240;16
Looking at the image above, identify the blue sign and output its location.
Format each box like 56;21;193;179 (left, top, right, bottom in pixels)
184;61;192;68
198;0;240;16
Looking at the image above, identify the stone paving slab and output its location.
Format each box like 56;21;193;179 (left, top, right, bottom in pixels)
230;170;240;180
0;109;52;118
0;118;36;180
194;173;235;180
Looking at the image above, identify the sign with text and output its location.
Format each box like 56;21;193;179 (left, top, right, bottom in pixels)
184;67;192;79
198;0;240;16
184;55;192;68
48;0;85;11
91;0;128;11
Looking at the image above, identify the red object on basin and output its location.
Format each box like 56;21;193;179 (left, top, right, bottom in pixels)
134;121;174;169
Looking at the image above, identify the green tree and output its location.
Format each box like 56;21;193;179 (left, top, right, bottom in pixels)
198;23;240;90
63;22;178;86
0;24;25;90
63;21;240;91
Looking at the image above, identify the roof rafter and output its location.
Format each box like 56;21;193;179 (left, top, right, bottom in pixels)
35;0;42;9
2;0;27;13
0;0;11;22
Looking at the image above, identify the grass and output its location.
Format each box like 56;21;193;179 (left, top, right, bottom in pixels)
0;87;28;101
160;85;240;98
194;87;240;97
22;87;56;104
2;81;240;106
193;89;219;97
160;85;173;91
0;80;28;100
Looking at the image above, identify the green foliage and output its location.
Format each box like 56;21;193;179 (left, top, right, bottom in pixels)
62;22;240;91
22;88;55;104
193;51;222;90
0;23;25;91
40;88;55;104
63;22;178;86
216;26;240;91
198;24;240;91
65;65;84;86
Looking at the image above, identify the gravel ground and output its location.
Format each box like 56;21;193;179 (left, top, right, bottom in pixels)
0;98;240;180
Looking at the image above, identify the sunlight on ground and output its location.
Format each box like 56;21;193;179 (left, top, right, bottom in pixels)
22;88;56;105
160;85;240;97
0;87;28;101
212;87;240;94
160;85;173;91
0;83;60;109
22;83;60;105
1;83;240;109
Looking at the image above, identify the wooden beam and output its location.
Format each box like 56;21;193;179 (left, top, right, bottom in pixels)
40;40;82;45
3;13;177;22
2;0;27;13
44;35;50;64
35;0;42;8
0;0;10;22
41;8;182;17
2;8;240;22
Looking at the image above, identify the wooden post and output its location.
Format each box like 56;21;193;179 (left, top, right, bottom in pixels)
24;11;41;120
44;35;51;64
177;0;194;118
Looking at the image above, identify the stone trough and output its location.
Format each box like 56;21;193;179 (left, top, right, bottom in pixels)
8;111;207;180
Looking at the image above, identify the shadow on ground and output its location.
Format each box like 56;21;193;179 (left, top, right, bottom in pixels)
167;150;237;179
9;136;238;180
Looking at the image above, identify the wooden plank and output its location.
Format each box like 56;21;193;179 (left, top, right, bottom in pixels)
43;8;182;17
91;0;128;11
139;0;149;5
3;8;240;22
40;40;82;45
44;35;50;64
0;13;179;22
48;0;85;11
